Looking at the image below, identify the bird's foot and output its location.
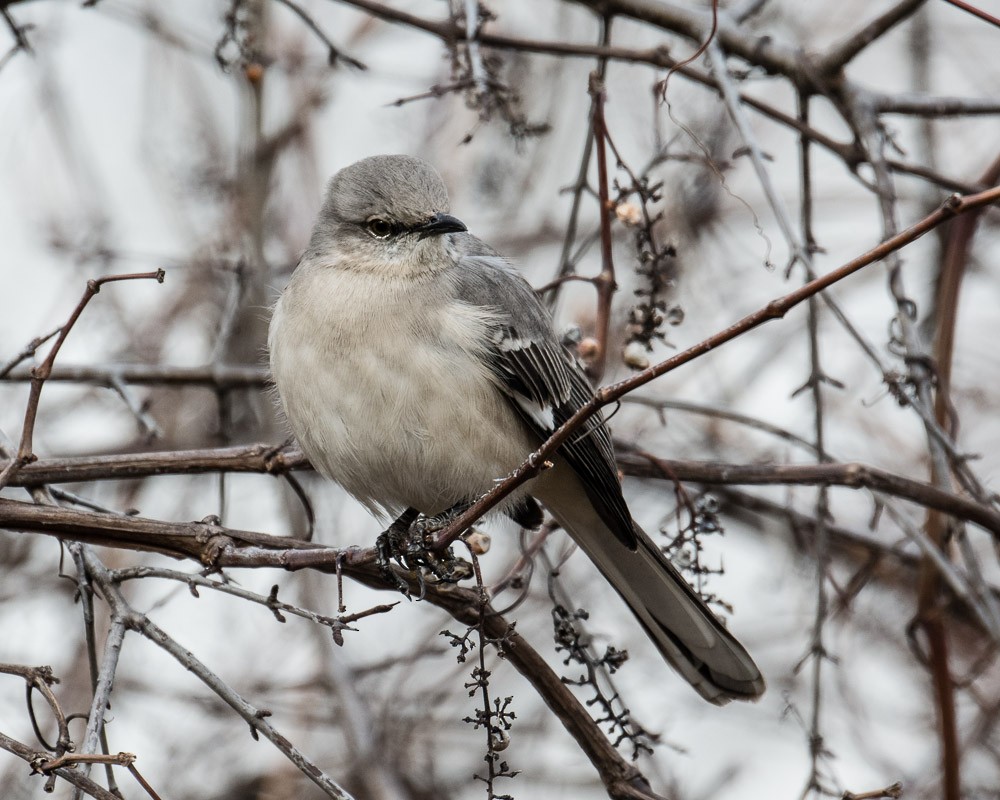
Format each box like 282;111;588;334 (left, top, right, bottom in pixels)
408;505;474;584
376;508;419;595
405;540;473;585
375;506;474;592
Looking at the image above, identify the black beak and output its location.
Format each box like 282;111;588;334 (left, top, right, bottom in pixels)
414;212;467;240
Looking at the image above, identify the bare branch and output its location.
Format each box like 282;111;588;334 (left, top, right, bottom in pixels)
615;453;1000;542
0;731;119;800
0;270;165;492
0;362;269;389
819;0;928;73
941;0;1000;28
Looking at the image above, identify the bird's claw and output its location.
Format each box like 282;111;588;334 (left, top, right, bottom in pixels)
375;535;412;595
375;508;473;594
376;513;416;595
409;510;474;584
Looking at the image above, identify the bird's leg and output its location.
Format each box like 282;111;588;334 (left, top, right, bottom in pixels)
376;507;420;594
376;505;474;591
406;503;475;584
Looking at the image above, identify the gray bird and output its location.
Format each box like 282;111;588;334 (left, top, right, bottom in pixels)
268;154;764;704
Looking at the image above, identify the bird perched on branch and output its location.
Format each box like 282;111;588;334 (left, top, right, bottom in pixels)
268;154;764;704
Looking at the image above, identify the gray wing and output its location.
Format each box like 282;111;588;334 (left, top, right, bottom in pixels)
450;239;636;549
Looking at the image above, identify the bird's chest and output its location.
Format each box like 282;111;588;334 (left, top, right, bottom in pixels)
270;270;526;512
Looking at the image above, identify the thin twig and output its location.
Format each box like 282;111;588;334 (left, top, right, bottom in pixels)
707;37;807;266
0;270;165;491
273;0;366;68
106;374;161;442
72;610;127;799
547;18;611;308
940;0;1000;28
796;87;836;798
587;69;617;382
0;731;119;800
111;566;396;636
622;396;822;455
0;5;33;54
71;544;122;795
0;326;62;378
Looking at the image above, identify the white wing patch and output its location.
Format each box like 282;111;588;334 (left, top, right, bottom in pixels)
513;395;556;431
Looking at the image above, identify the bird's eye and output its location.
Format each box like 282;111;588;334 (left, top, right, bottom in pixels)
365;218;394;239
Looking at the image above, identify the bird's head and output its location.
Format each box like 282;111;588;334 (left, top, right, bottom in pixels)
306;154;468;277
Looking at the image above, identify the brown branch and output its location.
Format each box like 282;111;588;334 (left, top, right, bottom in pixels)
932;155;1000;430
942;0;1000;28
0;362;269;388
0;730;119;800
9;443;307;485
842;782;903;800
916;154;1000;800
615;452;1000;542
0;496;347;563
0;270;165;492
38;751;136;771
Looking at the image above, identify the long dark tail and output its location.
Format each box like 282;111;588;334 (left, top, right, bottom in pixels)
536;473;765;705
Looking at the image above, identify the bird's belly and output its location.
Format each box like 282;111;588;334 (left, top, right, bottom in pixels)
273;318;537;518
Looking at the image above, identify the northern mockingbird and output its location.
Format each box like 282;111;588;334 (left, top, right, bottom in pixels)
268;154;764;704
